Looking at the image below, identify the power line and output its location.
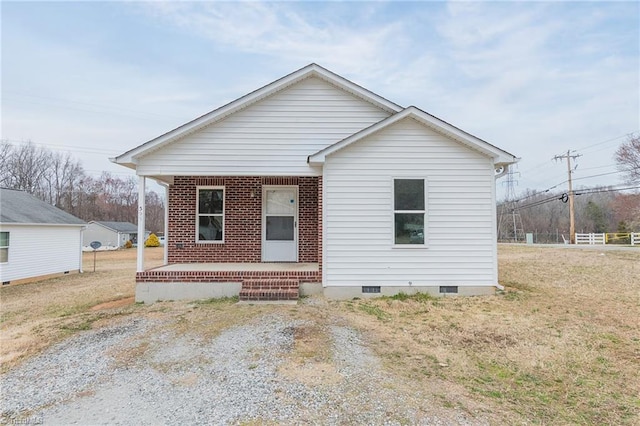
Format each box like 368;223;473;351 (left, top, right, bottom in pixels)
576;131;638;152
2;138;120;155
577;164;618;171
572;170;622;181
512;184;640;211
2;91;177;121
574;185;640;195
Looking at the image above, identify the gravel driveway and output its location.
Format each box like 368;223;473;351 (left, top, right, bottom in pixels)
1;305;484;425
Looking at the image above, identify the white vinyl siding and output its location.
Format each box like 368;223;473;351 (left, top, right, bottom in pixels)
136;77;391;176
82;225;129;248
323;118;498;287
0;225;83;283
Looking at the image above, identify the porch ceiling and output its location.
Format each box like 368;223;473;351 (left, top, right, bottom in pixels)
152;263;319;272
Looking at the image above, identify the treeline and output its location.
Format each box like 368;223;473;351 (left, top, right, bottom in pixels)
0;141;164;233
498;188;640;243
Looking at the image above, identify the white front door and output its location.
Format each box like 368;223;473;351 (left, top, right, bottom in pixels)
262;186;298;262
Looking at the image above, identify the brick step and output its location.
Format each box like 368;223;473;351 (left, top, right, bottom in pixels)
239;288;299;301
240;279;299;301
241;279;299;290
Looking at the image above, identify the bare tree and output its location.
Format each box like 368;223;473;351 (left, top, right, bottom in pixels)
1;141;50;194
40;151;84;209
610;193;640;231
1;141;164;232
0;141;13;186
615;134;640;184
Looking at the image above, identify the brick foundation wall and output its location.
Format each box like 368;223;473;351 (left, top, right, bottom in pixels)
167;176;319;264
136;270;321;283
317;177;323;274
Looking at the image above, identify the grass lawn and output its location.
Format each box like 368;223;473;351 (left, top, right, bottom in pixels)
1;245;638;424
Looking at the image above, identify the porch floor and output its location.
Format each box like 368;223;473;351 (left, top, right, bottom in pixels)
150;263;319;272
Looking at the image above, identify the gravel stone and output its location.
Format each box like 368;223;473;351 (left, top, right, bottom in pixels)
1;312;486;425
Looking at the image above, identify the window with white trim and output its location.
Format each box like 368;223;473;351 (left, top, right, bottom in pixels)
393;179;426;245
0;232;9;263
197;187;224;242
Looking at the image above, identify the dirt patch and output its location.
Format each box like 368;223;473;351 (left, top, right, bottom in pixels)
278;323;342;386
90;297;135;311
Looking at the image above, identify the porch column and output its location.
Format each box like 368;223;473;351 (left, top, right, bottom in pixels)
137;176;146;272
163;182;169;265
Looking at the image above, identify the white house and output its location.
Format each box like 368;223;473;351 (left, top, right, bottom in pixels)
0;188;86;285
112;64;517;303
82;221;146;249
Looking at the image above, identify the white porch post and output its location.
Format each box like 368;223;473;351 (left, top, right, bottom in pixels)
137;176;146;272
163;183;169;265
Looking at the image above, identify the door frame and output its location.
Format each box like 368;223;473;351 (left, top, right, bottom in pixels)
261;185;299;262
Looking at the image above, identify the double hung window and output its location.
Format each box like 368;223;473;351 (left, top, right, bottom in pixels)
394;179;426;245
0;232;8;262
197;187;224;242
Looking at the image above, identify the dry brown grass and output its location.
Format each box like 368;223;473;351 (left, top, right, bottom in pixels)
1;245;638;424
0;247;164;371
336;245;640;424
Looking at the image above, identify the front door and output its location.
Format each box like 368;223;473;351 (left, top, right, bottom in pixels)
262;186;298;262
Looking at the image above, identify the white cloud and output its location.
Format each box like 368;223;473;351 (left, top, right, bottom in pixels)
135;1;408;77
3;1;637;198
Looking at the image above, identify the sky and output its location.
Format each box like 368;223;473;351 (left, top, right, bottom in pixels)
2;1;639;200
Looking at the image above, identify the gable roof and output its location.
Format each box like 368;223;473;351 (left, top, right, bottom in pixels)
0;188;86;226
90;221;139;233
308;106;518;167
112;63;403;170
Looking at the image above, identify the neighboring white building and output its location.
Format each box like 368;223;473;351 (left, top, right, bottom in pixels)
0;188;86;285
82;221;147;249
113;64;518;302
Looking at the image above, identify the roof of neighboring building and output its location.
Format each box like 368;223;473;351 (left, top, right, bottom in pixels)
90;221;139;233
0;188;86;226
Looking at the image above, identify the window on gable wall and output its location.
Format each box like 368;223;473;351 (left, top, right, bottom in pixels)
0;232;9;262
394;179;426;245
197;187;224;242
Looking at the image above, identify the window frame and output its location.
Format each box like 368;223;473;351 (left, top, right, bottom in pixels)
392;177;428;248
0;231;9;263
196;186;225;244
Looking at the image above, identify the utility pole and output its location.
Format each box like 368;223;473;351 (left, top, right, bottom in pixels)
553;150;582;244
497;167;524;242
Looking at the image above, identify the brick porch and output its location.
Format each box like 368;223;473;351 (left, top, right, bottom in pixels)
137;175;322;302
136;263;321;301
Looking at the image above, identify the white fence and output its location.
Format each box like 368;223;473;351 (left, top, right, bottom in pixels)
575;233;640;245
575;233;605;245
